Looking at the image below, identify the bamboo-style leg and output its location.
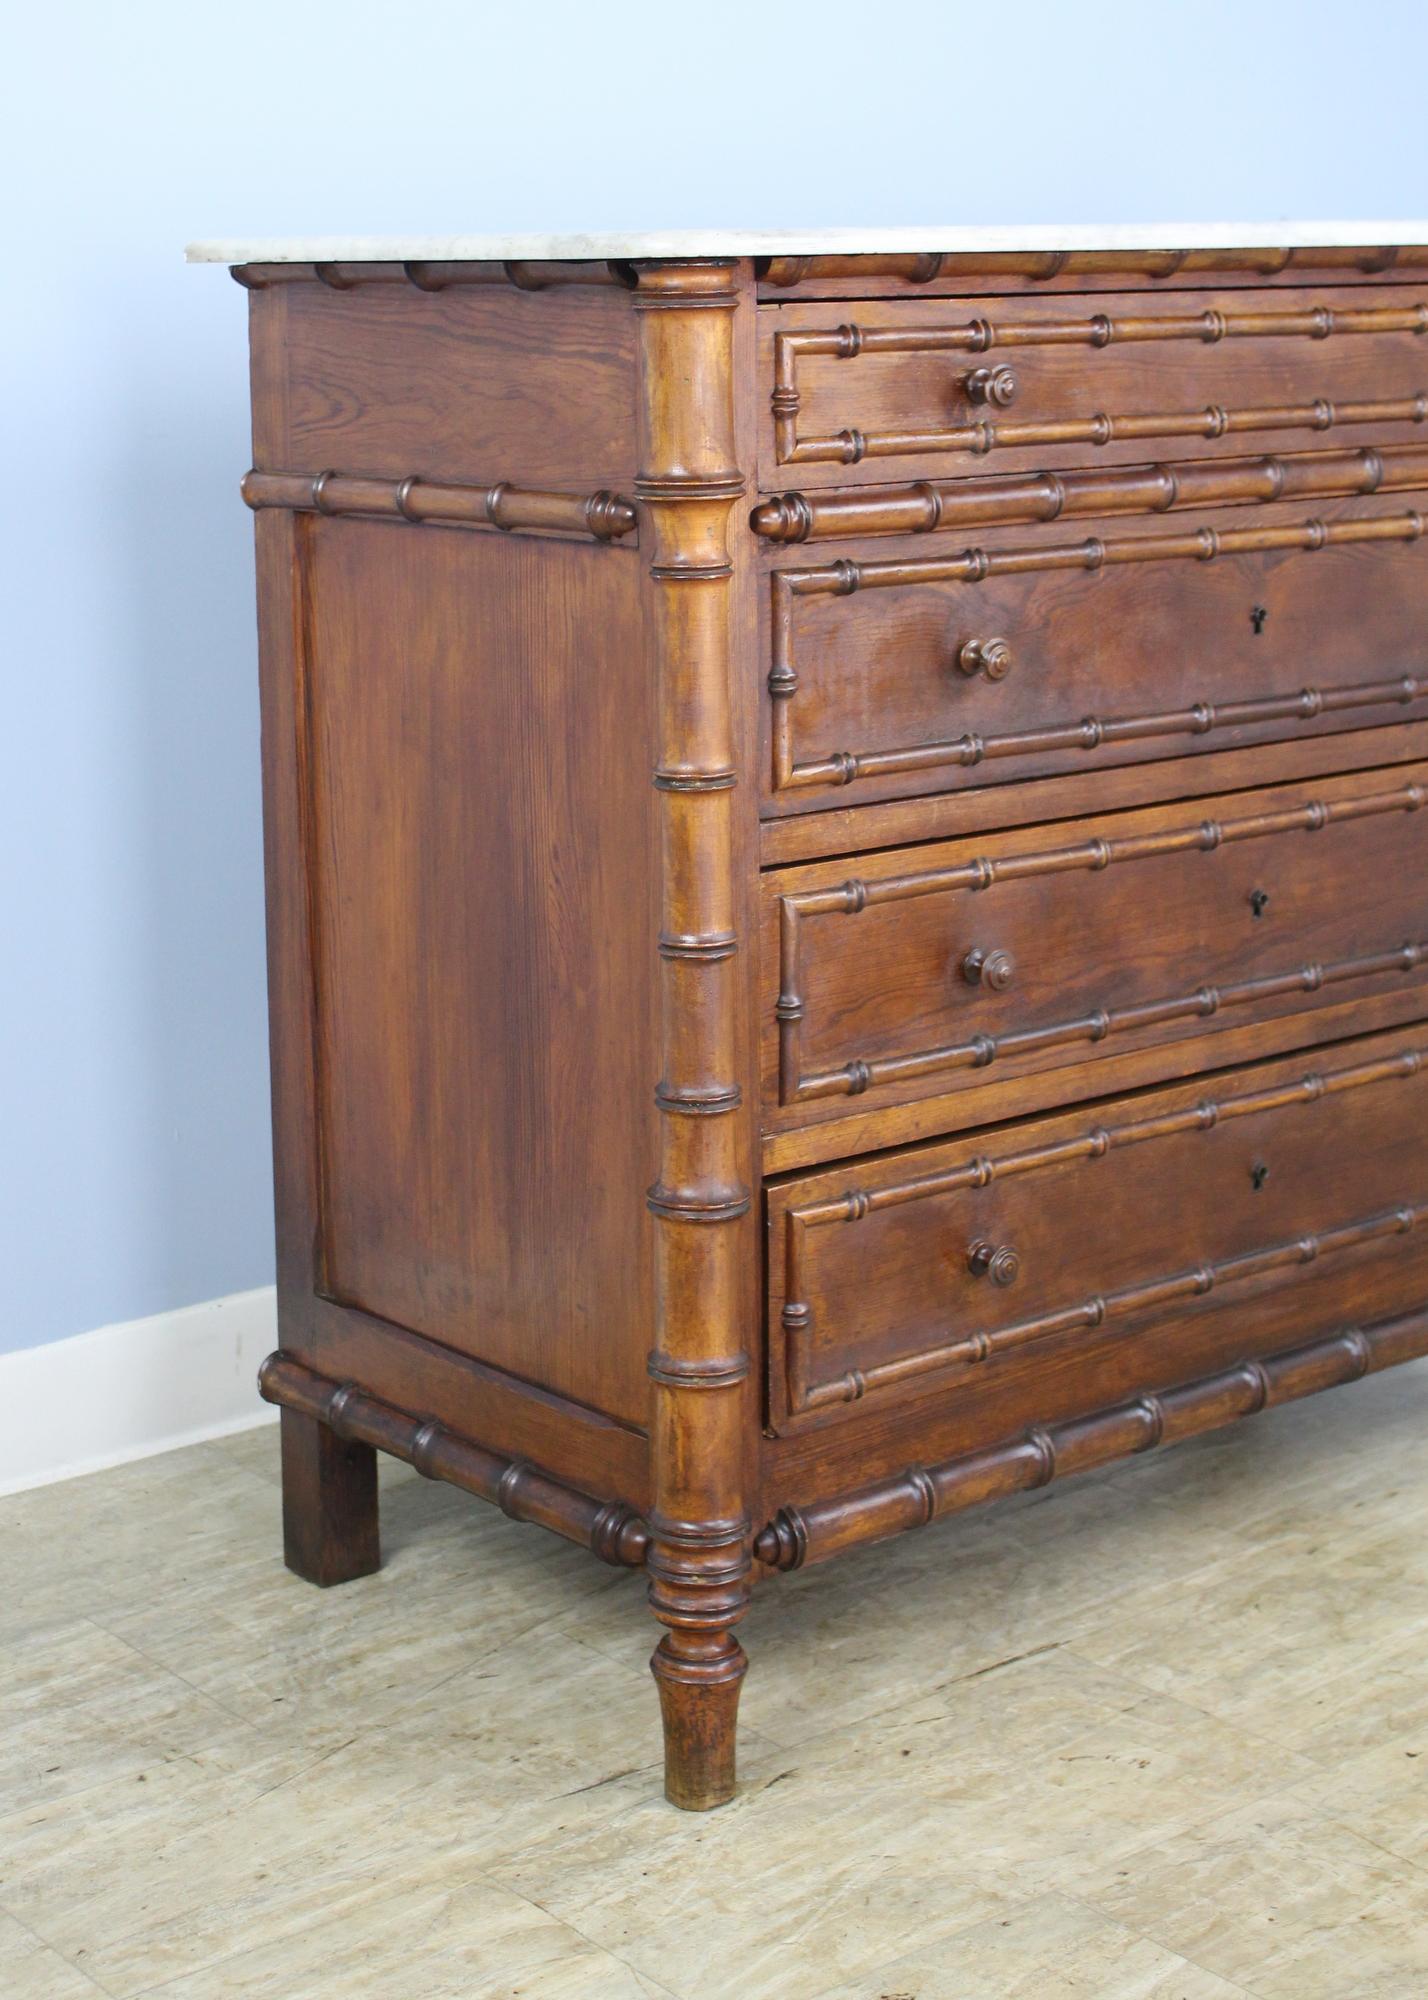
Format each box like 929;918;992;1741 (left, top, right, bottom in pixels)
652;1632;747;1811
634;258;755;1811
279;1404;381;1587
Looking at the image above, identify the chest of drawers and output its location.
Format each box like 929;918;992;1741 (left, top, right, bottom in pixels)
198;226;1428;1810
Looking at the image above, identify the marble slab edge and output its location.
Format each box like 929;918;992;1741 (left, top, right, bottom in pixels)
186;222;1428;266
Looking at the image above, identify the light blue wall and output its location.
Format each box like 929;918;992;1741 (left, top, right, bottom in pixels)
4;0;1426;1354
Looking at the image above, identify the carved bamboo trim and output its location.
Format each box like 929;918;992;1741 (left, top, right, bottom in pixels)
768;509;1427;794
756;1306;1428;1569
760;247;1428;289
242;469;637;543
772;301;1428;465
752;440;1428;543
778;1045;1425;1415
634;261;752;1802
257;1353;648;1565
775;782;1426;1103
784;394;1428;470
803;1201;1423;1412
233;260;633;291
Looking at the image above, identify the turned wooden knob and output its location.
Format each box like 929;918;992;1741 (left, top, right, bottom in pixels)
963;946;1016;992
965;364;1018;408
968;1240;1021;1286
957;636;1013;680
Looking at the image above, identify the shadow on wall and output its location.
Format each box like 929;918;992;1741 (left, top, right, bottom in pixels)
0;251;273;1356
115;305;274;1323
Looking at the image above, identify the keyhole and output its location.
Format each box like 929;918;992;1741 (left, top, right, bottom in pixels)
1251;1161;1271;1192
1250;605;1269;636
1249;888;1270;919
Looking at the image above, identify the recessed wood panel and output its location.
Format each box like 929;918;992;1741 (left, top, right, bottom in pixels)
299;517;656;1426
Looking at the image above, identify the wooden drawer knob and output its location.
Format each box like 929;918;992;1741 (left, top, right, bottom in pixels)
963;946;1016;992
968;1240;1021;1286
964;364;1018;408
957;635;1014;680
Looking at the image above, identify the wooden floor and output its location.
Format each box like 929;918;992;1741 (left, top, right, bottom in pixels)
6;1362;1428;1999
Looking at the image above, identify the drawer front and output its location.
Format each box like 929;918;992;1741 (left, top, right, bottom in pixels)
763;500;1428;815
761;285;1428;487
761;766;1428;1131
766;1032;1428;1432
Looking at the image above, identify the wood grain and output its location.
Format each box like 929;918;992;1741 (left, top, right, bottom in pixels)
250;277;640;487
762;764;1428;1132
758;242;1428;297
762;497;1428;815
233;243;1428;1812
301;518;658;1427
752;438;1428;543
634;260;756;1811
757;1304;1428;1567
261;1353;648;1565
761;285;1428;488
766;1030;1428;1435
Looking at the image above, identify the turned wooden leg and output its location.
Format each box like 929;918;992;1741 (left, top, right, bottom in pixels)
279;1404;381;1587
651;1632;747;1811
635;260;755;1814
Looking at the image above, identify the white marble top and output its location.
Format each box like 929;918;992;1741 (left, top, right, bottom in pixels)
186;222;1428;266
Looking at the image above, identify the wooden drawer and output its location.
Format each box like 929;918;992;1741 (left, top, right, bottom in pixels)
761;284;1428;487
763;496;1428;815
762;764;1428;1133
766;1031;1428;1433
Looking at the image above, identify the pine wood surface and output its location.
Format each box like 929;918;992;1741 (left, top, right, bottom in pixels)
760;284;1428;486
761;765;1428;1134
233;243;1428;1809
758;498;1428;816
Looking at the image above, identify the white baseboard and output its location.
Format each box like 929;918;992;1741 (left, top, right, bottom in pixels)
0;1286;280;1497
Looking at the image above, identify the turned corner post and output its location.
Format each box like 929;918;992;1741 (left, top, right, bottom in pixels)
634;260;754;1811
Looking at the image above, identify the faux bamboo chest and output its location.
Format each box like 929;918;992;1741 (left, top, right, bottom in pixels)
193;224;1428;1809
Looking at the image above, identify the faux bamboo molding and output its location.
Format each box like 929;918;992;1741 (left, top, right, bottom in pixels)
771;301;1428;465
751;440;1428;543
781;390;1428;472
791;939;1426;1106
233;260;632;291
793;1198;1424;1415
776;1044;1424;1417
257;1354;649;1565
768;508;1427;794
756;1305;1428;1569
633;261;753;1812
760;246;1428;289
229;246;1428;299
241;469;637;543
775;783;1427;1103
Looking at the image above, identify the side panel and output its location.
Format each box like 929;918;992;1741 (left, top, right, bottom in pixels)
258;277;640;488
248;281;660;1451
298;519;656;1424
